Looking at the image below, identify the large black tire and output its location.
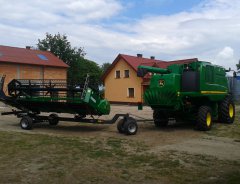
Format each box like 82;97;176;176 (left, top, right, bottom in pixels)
48;114;59;126
117;119;125;134
123;117;138;135
20;116;33;130
218;96;235;124
153;110;168;127
196;106;212;131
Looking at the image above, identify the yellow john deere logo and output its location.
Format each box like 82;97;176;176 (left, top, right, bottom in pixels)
159;80;165;87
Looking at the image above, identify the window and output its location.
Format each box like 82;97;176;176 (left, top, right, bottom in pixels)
115;70;120;78
128;88;134;98
37;54;48;61
124;70;129;78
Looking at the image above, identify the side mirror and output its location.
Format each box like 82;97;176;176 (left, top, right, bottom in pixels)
225;68;231;72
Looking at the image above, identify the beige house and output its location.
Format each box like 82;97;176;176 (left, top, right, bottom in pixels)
102;54;198;104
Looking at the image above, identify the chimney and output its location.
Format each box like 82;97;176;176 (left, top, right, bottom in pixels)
26;46;31;50
150;56;155;60
137;54;142;58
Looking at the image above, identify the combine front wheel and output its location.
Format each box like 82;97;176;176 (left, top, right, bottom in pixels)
196;106;212;131
218;97;235;124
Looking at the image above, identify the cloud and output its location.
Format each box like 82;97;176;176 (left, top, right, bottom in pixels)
0;0;122;26
214;46;235;69
217;47;234;59
0;0;240;71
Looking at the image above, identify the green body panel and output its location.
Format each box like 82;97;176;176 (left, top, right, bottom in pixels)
18;88;110;116
83;88;110;115
139;61;229;120
144;73;181;109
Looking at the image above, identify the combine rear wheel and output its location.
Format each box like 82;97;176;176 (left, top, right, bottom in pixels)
196;106;212;131
20;116;33;130
153;110;168;127
218;96;235;124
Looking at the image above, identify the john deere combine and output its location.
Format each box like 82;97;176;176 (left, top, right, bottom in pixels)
138;61;235;130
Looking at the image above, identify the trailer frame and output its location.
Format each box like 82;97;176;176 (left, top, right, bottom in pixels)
1;108;146;135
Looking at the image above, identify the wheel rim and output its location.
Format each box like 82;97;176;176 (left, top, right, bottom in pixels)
229;104;234;118
21;120;28;129
128;123;136;133
206;112;211;127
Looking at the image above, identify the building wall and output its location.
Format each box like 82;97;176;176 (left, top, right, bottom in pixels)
44;67;67;79
0;63;67;94
20;65;43;79
104;59;143;103
0;63;18;93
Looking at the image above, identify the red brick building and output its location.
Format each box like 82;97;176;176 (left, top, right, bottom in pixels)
0;45;68;91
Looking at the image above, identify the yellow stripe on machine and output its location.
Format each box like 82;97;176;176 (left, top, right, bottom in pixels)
201;91;227;94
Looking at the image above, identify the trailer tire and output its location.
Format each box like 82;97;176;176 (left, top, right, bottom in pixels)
196;106;212;131
218;96;235;124
117;119;125;134
123;117;138;135
48;114;59;126
153;110;168;127
20;116;33;130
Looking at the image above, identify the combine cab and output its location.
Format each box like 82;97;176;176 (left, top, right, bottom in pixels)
138;61;235;130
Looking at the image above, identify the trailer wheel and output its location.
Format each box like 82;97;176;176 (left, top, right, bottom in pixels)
218;96;235;124
20;116;33;130
117;119;125;134
153;110;168;127
196;106;212;131
123;117;138;135
48;114;59;125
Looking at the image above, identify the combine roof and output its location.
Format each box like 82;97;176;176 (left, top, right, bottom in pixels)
0;45;68;68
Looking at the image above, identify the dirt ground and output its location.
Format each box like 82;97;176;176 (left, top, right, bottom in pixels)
0;102;240;161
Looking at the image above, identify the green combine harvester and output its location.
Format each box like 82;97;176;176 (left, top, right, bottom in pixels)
137;61;235;130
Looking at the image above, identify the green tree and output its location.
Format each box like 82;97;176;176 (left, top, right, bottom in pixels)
101;62;111;73
37;33;101;88
37;33;85;65
68;57;102;90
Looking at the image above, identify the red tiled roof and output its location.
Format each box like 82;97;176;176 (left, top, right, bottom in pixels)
120;54;165;71
0;45;68;68
101;54;198;81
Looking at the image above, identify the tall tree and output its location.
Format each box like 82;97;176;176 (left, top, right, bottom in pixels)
101;62;111;73
37;33;85;65
37;33;101;88
68;57;102;90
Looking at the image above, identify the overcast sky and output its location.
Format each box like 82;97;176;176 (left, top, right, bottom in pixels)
0;0;240;70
